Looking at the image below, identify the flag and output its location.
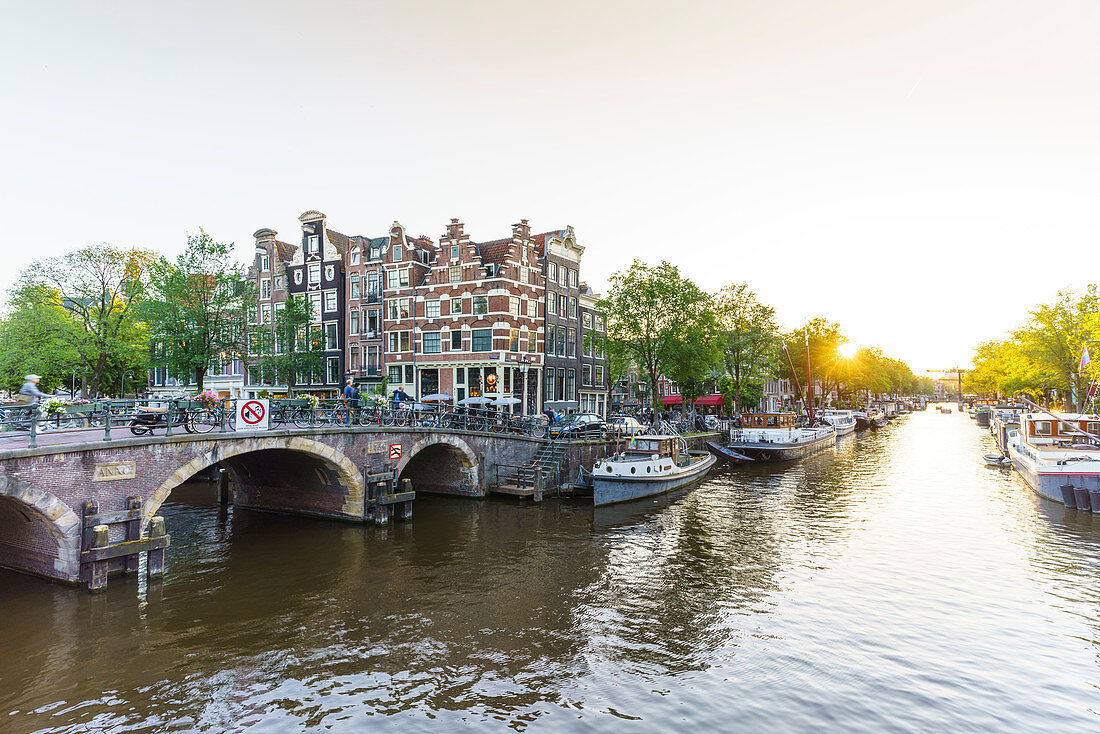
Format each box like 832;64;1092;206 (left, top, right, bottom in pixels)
1081;345;1092;374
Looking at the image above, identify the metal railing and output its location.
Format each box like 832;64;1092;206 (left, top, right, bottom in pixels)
0;397;551;447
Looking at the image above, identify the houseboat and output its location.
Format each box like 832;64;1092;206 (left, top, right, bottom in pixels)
1006;412;1100;504
589;435;717;506
852;410;871;430
819;409;857;436
727;412;836;461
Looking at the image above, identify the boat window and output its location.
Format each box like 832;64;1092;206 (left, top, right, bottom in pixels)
767;416;779;427
1087;422;1100;436
1033;421;1052;436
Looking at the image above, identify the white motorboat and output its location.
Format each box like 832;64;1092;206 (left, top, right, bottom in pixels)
818;409;857;436
589;435;717;506
1006;411;1100;506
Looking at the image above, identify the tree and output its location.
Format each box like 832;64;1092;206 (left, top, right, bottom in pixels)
778;318;846;408
0;282;83;393
252;295;326;396
143;231;253;391
26;244;155;396
1014;286;1099;410
713;283;779;410
597;260;713;413
662;306;722;410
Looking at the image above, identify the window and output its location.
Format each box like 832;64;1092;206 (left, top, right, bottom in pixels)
545;370;555;402
570;269;577;288
393;244;402;261
274;276;284;291
522;244;528;261
366;309;380;335
350;275;360;299
472;329;492;352
367;345;381;370
366;273;381;302
451;330;462;350
528;331;537;352
405;365;414;384
1088;422;1100;435
596;315;605;331
308;264;321;283
583;312;592;329
450;297;462;315
559;294;567;315
509;296;519;316
308;294;322;319
549;262;557;281
426;300;441;318
548;295;557;315
350;310;359;334
259;252;270;271
583;332;592;357
350;347;359;369
547;325;555;354
387;298;411;320
306;235;319;254
595;365;604;386
388;366;403;384
567;328;576;357
509;329;519;352
260;278;271;299
583;364;592;385
324;291;337;312
451;244;459;260
261;304;271;324
570;298;577;318
370;244;381;260
473;295;488;314
387;331;411;353
557;331;565;357
566;369;575;401
423;332;441;354
521;267;528;284
1033;421;1053;436
325;323;338;350
350;247;360;265
449;265;461;283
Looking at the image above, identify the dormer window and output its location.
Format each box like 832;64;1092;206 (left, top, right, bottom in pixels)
485;264;498;278
393;244;403;261
370;245;381;260
350;247;360;265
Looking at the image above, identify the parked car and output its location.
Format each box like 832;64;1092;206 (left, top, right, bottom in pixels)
549;412;606;440
606;415;646;437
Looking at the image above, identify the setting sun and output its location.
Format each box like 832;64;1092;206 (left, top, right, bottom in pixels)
839;342;859;359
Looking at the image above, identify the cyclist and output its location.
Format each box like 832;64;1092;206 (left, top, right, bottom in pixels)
14;374;51;430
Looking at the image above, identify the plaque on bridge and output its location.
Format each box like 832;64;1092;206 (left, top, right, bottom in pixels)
237;399;270;431
93;461;137;482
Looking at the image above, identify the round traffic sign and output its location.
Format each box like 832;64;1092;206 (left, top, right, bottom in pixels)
241;400;266;425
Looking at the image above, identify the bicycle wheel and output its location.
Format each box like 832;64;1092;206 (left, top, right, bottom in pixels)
190;409;220;433
292;408;313;429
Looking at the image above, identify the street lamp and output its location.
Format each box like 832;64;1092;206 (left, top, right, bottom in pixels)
122;371;134;399
411;287;418;401
519;356;530;415
71;369;78;400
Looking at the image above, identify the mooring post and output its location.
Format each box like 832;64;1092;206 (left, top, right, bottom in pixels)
28;409;38;448
146;516;167;579
534;468;543;503
124;496;142;575
88;524;109;592
400;477;414;519
165;401;174;437
217;468;230;505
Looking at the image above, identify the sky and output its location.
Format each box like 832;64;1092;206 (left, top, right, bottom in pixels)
2;0;1098;373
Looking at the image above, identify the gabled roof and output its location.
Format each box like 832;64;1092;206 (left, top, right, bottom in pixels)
476;237;512;264
532;229;566;257
326;228;351;254
274;240;298;262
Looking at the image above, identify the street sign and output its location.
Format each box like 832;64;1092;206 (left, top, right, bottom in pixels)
237;399;270;430
389;443;402;460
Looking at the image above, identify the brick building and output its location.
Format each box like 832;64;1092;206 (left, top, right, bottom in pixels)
534;227;583;414
578;285;608;416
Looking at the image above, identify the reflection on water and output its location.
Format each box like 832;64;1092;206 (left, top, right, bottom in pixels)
2;409;1099;732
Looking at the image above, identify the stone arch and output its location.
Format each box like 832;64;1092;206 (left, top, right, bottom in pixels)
142;436;364;532
0;474;82;581
396;435;481;496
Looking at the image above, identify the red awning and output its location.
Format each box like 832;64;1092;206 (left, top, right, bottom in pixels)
661;395;683;405
695;394;724;406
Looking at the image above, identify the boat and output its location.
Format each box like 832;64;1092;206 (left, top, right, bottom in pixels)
867;407;888;428
818;409;857;436
726;412;837;461
704;440;755;463
1006;411;1100;505
852;410;872;430
589;434;717;506
983;453;1010;467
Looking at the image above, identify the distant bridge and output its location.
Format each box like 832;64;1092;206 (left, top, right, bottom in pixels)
0;426;549;588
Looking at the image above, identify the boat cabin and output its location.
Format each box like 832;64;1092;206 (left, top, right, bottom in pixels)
1020;413;1100;448
625;435;678;460
741;412;798;428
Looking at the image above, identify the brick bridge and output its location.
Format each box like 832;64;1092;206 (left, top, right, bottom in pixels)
0;427;551;587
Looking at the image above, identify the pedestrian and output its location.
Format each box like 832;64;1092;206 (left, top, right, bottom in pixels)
17;374;50;405
344;378;359;419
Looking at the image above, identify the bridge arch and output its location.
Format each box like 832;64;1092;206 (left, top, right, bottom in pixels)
142;436;365;531
0;476;82;581
396;435;481;496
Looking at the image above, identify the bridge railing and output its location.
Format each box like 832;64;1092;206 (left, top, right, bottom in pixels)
0;397;551;446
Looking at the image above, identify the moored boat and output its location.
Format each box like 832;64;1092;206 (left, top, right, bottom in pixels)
704;441;755;463
853;410;871;430
819;409;857;436
727;412;837;461
589;435;717;506
1006;411;1100;505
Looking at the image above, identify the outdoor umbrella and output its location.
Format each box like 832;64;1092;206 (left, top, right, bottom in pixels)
420;393;452;402
490;397;521;406
458;396;491;405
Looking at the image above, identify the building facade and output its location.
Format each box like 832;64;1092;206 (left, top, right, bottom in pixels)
578;286;608;416
535;227;583;414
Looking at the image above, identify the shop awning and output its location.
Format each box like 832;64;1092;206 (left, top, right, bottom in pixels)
661;395;683;405
695;394;724;406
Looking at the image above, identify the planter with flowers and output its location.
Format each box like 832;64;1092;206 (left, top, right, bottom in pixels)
190;389;221;411
40;398;69;419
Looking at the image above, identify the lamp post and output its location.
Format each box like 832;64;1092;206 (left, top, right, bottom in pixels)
411;287;418;401
121;371;134;399
71;369;77;400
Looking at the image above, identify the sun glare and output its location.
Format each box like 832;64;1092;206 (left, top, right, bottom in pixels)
839;342;859;359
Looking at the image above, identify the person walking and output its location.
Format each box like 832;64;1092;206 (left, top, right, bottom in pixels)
343;379;359;422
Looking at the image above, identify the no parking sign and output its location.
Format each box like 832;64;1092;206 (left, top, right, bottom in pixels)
237;399;270;431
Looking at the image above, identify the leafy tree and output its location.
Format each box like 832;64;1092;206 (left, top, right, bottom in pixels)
0;282;83;393
252;294;325;396
143;231;253;391
25;245;155;396
778;318;846;408
597;260;713;413
662;305;722;410
713;283;779;410
1014;286;1099;410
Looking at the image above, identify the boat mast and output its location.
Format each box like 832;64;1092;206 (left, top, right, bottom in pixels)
782;340;806;413
806;325;815;423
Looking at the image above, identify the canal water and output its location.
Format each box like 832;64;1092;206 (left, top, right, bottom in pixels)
2;409;1099;732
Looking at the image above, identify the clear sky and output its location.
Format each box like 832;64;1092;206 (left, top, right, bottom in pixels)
2;1;1098;372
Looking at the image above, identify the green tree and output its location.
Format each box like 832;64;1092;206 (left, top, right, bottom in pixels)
597;260;713;413
1014;286;1099;410
252;294;325;396
713;282;779;411
143;231;254;392
27;245;155;396
0;282;83;393
662;306;722;410
779;318;846;408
